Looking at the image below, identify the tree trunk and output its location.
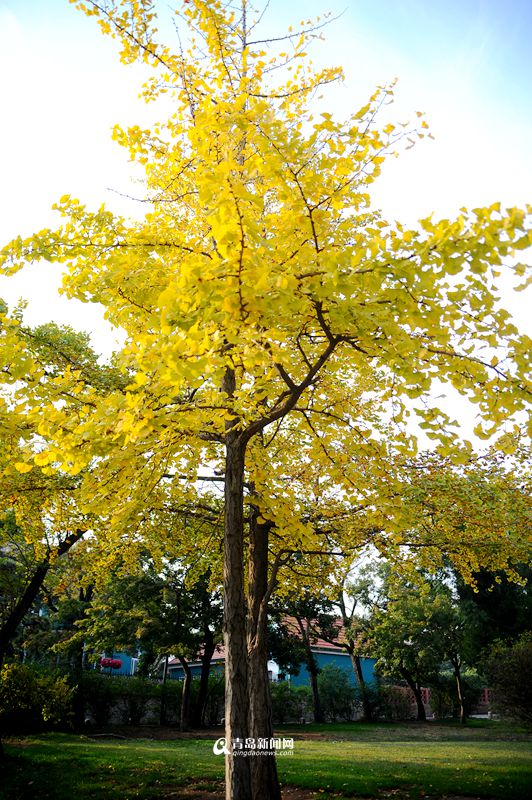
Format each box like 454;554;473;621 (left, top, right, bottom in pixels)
452;657;466;725
72;677;85;730
224;434;251;800
413;687;426;721
308;653;324;723
401;670;426;721
160;655;169;726
248;514;281;800
72;583;94;730
191;630;216;728
72;646;86;730
296;618;323;724
179;656;192;731
0;529;86;667
0;563;49;666
349;651;373;721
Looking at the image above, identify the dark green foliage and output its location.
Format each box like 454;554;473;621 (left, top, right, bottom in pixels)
0;512;24;612
270;681;312;724
317;665;357;722
0;511;45;663
80;671;123;726
115;676;160;726
456;566;532;662
268;594;337;675
151;679;183;725
483;633;532;724
352;681;385;720
374;684;414;720
80;672;171;727
429;670;483;719
22;323;128;392
0;663;74;733
195;674;225;726
267;623;305;678
76;672;225;728
77;565;221;673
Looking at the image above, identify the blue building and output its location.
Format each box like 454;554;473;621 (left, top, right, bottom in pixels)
167;635;376;688
288;643;376;688
96;651;140;676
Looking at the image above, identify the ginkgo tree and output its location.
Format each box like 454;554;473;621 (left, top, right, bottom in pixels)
0;401;88;667
0;316;133;665
1;1;531;798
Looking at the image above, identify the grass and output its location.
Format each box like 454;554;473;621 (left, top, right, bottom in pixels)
1;736;224;800
278;738;531;798
281;717;532;741
1;721;531;799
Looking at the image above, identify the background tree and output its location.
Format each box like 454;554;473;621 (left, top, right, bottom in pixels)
365;569;447;721
0;457;87;667
482;633;532;725
0;318;130;665
271;593;339;724
74;561;223;729
455;565;532;664
323;572;378;722
317;664;358;722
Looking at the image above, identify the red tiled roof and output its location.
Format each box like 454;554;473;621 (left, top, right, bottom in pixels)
168;616;357;667
280;616;350;651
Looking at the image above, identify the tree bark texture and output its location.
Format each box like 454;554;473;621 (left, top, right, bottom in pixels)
179;656;192;731
401;669;426;721
224;436;251;800
192;629;216;728
349;652;373;721
0;563;49;666
452;658;467;725
0;529;86;666
247;515;281;800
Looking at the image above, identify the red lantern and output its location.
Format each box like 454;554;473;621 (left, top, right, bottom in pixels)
99;657;122;669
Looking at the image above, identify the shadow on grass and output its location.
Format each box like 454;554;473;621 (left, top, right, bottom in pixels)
0;735;223;800
1;730;531;800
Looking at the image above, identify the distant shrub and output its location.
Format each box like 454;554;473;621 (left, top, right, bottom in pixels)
114;676;159;725
483;633;532;725
0;663;74;733
80;672;164;726
377;684;413;721
429;670;484;720
352;681;383;720
318;665;357;722
154;678;183;725
80;671;124;725
200;674;225;727
428;674;455;719
271;681;312;724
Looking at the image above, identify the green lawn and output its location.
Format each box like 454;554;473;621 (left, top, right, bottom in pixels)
1;722;531;799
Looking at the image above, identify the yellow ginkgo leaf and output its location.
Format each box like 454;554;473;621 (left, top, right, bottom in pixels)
14;462;33;473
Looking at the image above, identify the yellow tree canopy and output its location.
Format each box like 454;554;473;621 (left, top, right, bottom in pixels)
0;0;530;580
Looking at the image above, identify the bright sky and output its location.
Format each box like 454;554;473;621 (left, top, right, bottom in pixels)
0;0;531;361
